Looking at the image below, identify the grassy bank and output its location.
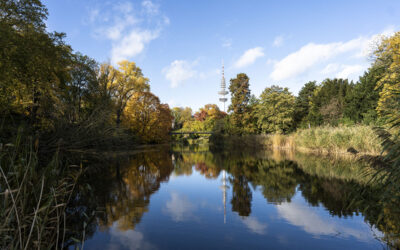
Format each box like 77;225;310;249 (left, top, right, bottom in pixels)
211;125;383;156
293;125;382;155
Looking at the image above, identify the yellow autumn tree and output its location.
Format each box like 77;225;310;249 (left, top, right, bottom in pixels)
124;92;173;143
171;107;193;129
104;60;150;126
375;31;400;125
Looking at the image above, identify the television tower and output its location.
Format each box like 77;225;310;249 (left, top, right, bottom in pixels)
218;62;228;112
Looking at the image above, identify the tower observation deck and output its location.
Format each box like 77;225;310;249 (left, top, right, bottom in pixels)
219;62;228;112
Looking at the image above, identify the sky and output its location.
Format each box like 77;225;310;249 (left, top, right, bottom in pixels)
43;0;400;111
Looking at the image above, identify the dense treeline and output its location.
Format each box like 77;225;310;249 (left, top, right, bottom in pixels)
0;0;172;149
174;32;400;136
0;1;173;248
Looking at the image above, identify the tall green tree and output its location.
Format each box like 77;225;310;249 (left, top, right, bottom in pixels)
293;81;316;128
344;67;383;124
242;94;259;134
256;85;295;134
307;78;353;126
228;73;251;133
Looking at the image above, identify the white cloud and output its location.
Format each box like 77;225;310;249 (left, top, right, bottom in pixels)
88;8;100;23
234;47;265;68
270;42;357;81
163;60;197;88
241;216;267;235
270;28;395;82
164;192;196;222
321;63;340;75
336;64;364;79
142;0;159;15
321;64;365;80
273;35;284;47
114;2;134;14
356;26;395;58
111;30;159;64
87;1;168;64
266;59;277;65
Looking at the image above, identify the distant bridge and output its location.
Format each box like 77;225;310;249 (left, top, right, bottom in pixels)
170;131;213;135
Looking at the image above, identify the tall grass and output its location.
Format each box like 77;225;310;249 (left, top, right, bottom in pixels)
294;125;382;154
212;125;383;156
0;131;81;249
269;134;295;149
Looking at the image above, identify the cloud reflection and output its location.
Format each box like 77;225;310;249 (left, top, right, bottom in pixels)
276;201;377;241
164;192;196;222
241;216;267;235
108;222;156;250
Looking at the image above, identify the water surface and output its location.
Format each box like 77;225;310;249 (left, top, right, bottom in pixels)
68;146;399;249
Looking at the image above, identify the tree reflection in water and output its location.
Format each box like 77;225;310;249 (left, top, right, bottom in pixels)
64;146;400;249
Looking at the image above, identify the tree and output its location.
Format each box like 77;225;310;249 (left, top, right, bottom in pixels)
306;78;353;126
194;104;224;121
181;107;193;122
239;94;259;134
171;107;192;130
343;67;383;124
0;2;72;128
0;0;48;30
374;31;400;125
111;60;150;126
124;92;173;143
228;73;251;132
293;81;316;128
320;98;342;124
256;85;295;134
64;52;98;122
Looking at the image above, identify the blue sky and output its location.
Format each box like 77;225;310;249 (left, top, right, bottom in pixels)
43;0;400;111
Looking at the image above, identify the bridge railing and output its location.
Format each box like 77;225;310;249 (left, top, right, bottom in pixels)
170;131;213;135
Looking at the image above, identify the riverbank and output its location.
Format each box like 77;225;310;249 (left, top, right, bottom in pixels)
210;125;383;158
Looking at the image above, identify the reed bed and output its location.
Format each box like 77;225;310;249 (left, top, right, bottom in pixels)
294;125;382;155
0;132;81;249
212;125;383;156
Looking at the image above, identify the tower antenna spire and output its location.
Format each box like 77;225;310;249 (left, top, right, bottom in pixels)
218;60;228;112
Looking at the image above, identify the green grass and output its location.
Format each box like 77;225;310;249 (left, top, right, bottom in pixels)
294;125;382;154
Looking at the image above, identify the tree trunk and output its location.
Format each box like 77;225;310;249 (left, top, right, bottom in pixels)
116;109;121;127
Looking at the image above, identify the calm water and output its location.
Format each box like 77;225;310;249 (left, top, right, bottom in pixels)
67;146;399;249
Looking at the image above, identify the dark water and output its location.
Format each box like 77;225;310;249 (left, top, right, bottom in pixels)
66;146;400;249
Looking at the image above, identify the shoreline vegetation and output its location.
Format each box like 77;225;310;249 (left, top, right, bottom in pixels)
177;125;383;157
1;0;400;249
